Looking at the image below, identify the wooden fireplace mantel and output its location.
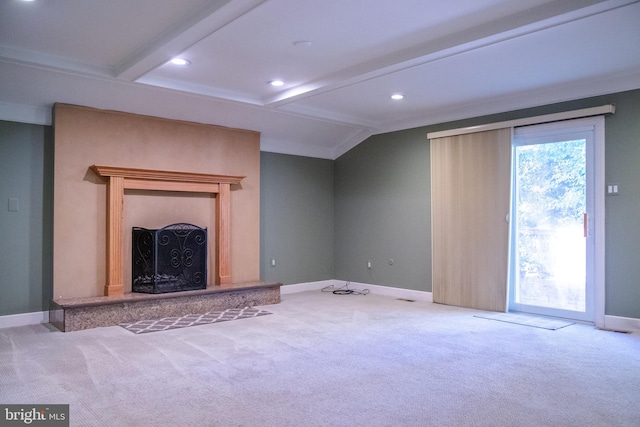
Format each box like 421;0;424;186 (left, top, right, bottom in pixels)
90;165;245;297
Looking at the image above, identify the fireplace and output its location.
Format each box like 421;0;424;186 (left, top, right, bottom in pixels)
90;165;244;296
132;223;207;294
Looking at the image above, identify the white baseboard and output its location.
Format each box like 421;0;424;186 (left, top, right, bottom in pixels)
282;279;433;302
3;296;635;334
280;280;336;294
344;281;433;302
603;315;640;334
0;311;49;329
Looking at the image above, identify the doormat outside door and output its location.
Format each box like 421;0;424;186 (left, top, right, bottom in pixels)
474;312;574;330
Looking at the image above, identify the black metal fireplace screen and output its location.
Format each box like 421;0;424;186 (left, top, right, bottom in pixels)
132;223;207;293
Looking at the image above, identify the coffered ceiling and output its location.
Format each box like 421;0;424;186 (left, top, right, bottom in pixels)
1;0;639;159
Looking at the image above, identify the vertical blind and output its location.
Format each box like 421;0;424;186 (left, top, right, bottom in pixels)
430;128;511;312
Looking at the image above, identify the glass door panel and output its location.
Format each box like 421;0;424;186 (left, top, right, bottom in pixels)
510;124;594;322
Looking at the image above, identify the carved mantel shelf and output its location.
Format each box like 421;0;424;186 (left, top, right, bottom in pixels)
90;165;245;297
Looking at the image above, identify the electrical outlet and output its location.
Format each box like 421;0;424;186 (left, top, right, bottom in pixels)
270;259;276;267
8;198;19;212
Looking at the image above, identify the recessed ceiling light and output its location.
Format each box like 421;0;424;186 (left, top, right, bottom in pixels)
170;58;190;66
269;80;285;87
391;94;404;100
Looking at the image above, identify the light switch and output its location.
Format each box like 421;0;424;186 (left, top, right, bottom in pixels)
607;183;620;195
8;198;19;212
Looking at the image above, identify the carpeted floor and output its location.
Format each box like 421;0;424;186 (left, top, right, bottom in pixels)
1;290;639;426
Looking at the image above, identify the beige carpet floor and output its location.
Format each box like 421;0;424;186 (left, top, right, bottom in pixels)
1;290;639;426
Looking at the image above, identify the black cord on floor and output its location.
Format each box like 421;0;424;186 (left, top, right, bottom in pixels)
321;281;369;295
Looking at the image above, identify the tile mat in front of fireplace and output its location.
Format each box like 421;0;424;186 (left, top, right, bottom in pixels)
119;307;272;334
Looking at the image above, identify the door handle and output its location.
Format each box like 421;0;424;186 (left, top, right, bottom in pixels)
583;213;588;238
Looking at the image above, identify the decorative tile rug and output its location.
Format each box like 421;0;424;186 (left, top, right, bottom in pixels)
120;307;272;334
474;312;574;330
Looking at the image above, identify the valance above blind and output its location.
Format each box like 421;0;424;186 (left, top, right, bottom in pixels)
427;105;614;140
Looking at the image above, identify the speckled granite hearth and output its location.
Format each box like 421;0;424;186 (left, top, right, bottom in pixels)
49;282;281;332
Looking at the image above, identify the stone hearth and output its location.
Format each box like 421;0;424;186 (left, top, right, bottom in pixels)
50;282;280;332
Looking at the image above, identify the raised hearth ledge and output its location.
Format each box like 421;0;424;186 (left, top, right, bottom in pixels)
50;281;281;332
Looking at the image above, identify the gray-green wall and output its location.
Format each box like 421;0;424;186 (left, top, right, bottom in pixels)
334;128;431;291
260;152;334;285
0;121;53;316
2;88;640;320
334;89;640;319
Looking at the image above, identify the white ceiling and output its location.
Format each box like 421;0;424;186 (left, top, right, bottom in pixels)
1;0;639;159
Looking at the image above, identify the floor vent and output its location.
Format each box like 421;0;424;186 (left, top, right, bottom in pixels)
397;298;416;302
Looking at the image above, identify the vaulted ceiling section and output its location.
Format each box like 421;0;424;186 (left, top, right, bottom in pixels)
1;0;639;158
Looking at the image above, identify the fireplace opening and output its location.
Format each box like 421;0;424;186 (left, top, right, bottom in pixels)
132;223;207;294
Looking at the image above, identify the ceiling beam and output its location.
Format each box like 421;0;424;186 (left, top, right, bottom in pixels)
263;0;630;108
115;0;266;81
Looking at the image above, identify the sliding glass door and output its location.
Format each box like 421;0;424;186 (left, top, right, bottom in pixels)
509;119;596;322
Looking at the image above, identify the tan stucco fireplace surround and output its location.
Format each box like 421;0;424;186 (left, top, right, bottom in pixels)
49;104;280;332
